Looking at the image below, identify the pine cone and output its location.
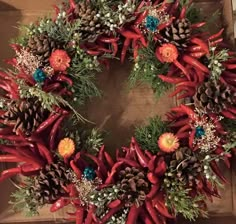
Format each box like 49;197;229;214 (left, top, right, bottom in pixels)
167;147;202;186
74;2;108;41
161;18;191;49
118;167;150;207
2;99;49;136
27;33;61;65
193;81;236;113
30;161;71;205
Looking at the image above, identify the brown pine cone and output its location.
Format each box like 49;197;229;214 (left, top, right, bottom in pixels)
118;167;150;207
30;161;71;205
74;2;108;41
161;18;191;49
27;33;62;65
193;81;236;113
168;147;202;186
2;99;49;136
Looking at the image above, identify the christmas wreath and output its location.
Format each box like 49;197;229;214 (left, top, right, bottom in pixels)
0;0;236;223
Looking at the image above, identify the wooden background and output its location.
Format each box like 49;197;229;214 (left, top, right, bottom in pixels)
0;0;235;223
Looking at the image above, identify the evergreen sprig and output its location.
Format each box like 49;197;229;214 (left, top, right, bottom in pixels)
10;179;41;217
129;39;171;98
165;180;207;221
135;116;169;153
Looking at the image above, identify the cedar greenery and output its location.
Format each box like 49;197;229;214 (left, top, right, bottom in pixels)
129;39;171;98
134;116;169;153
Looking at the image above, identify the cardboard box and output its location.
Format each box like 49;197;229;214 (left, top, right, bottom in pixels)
0;0;235;223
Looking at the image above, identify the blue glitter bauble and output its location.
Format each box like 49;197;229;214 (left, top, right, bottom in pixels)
33;68;47;83
145;15;160;32
195;126;205;138
83;167;96;181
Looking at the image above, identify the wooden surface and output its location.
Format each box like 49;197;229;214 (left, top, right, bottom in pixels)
0;0;235;223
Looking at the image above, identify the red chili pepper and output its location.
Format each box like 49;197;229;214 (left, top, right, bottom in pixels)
131;137;148;167
84;153;107;176
44;83;61;92
99;145;105;161
210;38;223;46
169;0;179;15
75;207;84;224
117;158;141;168
0;155;22;163
70;160;82;178
105;161;123;184
173;60;191;80
98;37;119;43
223;71;236;79
170;118;189;127
154;157;167;176
104;151;114;168
49;116;65;151
180;104;195;117
224;63;236;70
145;150;153;159
107;199;121;209
100;203;124;224
147;172;159;184
182;55;209;74
36;143;53;164
145;201;162;224
126;204;141;224
86;50;101;56
56;74;73;86
158;75;187;84
210;161;228;183
168;87;184;98
179;6;187;19
111;42;118;57
0;134;23;142
228;107;236;115
140;208;155;224
221;110;236;119
147;184;160;199
20;163;41;175
177;124;191;135
208;28;224;41
191;22;206;29
152;192;174;219
0;167;21;182
190;37;209;55
135;11;148;25
148;156;157;172
35;113;61;133
50;197;70;212
158;17;175;31
188;45;203;52
190;51;206;58
69;0;76;10
177;81;197;87
121;38;131;63
120;29;141;39
189;129;196;149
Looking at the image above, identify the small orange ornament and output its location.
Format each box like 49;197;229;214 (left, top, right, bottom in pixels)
49;49;71;72
58;138;75;158
159;43;178;63
158;133;179;153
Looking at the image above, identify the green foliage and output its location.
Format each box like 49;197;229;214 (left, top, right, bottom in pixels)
85;128;104;154
208;47;229;81
165;180;207;221
18;81;88;123
135;116;169;153
129;40;171;98
10;179;41;217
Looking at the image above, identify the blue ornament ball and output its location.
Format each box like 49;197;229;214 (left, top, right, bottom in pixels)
33;68;47;83
145;15;160;32
83;167;96;181
195;126;205;138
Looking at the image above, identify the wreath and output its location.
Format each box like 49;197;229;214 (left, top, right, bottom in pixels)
0;0;236;223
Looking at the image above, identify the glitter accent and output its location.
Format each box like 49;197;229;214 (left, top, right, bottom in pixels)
195;126;205;138
145;16;159;32
83;167;96;181
33;68;47;83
